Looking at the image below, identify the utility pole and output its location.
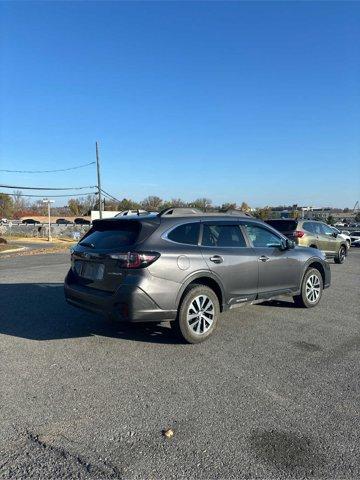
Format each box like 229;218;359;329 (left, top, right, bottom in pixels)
96;141;102;219
42;199;54;241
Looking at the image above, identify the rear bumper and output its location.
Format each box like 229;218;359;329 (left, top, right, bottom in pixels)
64;271;177;323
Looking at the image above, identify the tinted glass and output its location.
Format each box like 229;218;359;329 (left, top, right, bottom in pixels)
312;223;323;235
321;224;335;235
202;224;246;247
352;231;360;236
167;223;200;245
79;221;141;249
245;225;282;247
265;220;297;232
303;222;314;233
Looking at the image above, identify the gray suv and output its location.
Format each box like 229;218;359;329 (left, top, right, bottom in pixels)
64;208;331;343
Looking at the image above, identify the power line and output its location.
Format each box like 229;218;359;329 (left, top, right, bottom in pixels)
0;161;96;173
2;192;96;198
101;189;121;203
0;184;96;190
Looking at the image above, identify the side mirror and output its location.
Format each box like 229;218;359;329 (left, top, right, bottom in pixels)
332;232;338;238
285;238;295;249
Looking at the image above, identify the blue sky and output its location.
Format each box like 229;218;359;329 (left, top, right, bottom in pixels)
0;1;359;208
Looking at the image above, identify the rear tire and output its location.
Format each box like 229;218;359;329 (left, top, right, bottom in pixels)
293;268;323;308
171;285;220;344
334;245;346;264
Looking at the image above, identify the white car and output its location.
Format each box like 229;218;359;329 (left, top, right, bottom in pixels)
331;227;351;249
350;231;360;247
115;209;157;217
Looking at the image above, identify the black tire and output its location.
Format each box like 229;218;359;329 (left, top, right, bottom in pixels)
334;245;346;264
171;285;220;344
293;268;323;308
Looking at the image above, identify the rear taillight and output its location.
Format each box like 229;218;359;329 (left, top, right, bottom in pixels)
109;251;160;269
294;230;305;238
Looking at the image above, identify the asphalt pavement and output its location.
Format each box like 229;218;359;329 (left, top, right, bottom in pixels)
0;250;359;479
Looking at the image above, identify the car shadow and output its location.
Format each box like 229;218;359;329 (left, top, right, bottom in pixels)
0;283;178;344
257;299;297;308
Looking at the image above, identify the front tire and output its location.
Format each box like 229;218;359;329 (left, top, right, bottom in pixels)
334;245;346;264
293;268;323;308
171;285;220;344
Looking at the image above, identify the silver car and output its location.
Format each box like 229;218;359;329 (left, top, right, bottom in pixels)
65;208;331;343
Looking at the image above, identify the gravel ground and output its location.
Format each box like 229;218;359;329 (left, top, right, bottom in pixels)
0;250;359;479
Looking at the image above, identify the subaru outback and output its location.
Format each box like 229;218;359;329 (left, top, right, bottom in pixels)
265;219;347;264
65;208;331;343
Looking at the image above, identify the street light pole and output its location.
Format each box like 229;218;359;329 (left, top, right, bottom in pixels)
43;199;54;241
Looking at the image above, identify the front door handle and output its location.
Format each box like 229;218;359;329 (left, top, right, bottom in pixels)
210;255;223;264
259;255;270;262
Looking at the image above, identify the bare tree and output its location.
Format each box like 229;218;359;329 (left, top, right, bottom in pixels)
141;196;163;211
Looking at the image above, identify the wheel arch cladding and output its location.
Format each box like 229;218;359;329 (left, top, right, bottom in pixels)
307;261;325;284
178;276;224;312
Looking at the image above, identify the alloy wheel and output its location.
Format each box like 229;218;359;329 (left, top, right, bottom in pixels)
306;274;321;303
186;295;214;335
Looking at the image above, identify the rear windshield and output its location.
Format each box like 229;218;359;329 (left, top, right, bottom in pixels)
265;220;297;232
79;221;141;249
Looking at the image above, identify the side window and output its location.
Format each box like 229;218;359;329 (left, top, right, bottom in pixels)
321;223;334;235
245;225;282;248
202;224;246;247
167;223;200;245
303;222;313;233
312;222;323;235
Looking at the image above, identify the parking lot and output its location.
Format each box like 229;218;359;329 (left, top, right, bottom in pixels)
0;250;359;479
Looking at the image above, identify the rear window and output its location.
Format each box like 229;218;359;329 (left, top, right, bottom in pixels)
265;220;297;232
352;231;360;236
167;223;200;245
79;221;141;249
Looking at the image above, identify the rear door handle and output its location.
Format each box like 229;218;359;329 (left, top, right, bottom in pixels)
210;255;223;264
259;255;270;262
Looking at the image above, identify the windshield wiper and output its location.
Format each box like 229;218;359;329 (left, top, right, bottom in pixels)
79;241;95;248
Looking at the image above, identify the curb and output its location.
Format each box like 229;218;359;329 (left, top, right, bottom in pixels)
0;246;28;254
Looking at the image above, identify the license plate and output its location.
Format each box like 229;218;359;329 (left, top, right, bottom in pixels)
75;261;104;280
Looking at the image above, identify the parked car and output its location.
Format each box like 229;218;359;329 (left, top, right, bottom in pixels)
265;219;348;263
350;231;360;247
56;218;72;225
65;209;331;344
22;218;40;225
115;210;156;217
74;217;91;225
330;227;351;249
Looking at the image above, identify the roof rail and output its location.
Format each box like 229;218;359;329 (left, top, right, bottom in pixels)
158;207;202;217
224;209;253;217
157;207;253;218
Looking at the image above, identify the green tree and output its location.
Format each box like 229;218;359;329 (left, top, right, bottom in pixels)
118;198;140;211
254;207;272;220
240;202;251;212
220;202;236;212
0;193;14;218
192;198;212;212
68;199;81;215
326;215;335;225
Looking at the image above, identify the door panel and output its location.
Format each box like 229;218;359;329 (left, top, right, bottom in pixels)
243;223;301;296
319;223;339;255
200;222;258;304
